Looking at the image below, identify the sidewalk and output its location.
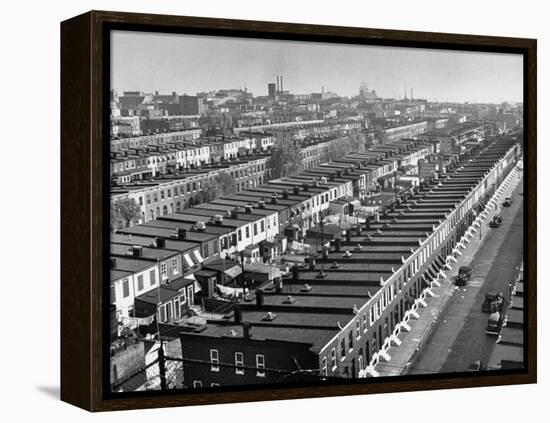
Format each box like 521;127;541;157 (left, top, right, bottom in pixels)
375;165;523;377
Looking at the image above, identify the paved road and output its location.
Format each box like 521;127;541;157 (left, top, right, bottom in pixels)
409;176;524;375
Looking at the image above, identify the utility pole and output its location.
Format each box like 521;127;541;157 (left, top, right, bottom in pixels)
394;170;399;203
240;250;246;298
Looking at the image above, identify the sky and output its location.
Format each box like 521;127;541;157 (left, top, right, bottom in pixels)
111;30;523;104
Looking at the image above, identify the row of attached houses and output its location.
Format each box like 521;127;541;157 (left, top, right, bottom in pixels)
174;136;521;388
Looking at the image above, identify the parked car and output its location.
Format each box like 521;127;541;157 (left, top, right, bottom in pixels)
455;266;473;286
489;215;503;228
482;292;504;313
502;197;513;207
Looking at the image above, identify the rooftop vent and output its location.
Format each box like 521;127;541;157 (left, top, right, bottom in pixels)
195;221;206;232
262;312;277;321
131;245;143;257
258;200;266;209
244;205;253;214
301;284;313;292
110;258;117;269
152;236;166;248
214;214;224;224
283;295;296;304
330;261;340;269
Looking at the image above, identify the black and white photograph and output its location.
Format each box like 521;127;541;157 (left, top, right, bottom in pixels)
107;29;526;394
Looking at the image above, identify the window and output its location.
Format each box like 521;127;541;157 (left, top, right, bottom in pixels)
245;226;250;238
256;354;265;377
340;338;346;359
149;270;156;286
369;308;375;325
260;221;265;232
179;292;187;313
137;275;144;291
193;380;202;388
122;279;130;298
172;258;179;274
158;304;167;323
204;243;209;258
235;352;244;374
160;190;165;200
253;223;258;236
348;331;354;350
210;349;220;372
110;285;116;303
238;229;242;242
165;302;172;321
330;348;337;370
161;262;168;279
321;357;328;376
174;296;180;320
356;320;361;340
362;314;368;333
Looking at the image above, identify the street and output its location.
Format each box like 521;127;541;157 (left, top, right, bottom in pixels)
408;174;524;375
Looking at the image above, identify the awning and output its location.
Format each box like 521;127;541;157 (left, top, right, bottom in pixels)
184;273;202;293
193;250;204;264
184;254;195;268
224;265;242;279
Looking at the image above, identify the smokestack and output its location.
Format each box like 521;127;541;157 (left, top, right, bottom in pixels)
276;75;279;92
411;88;413;101
404;83;407;100
281;75;283;92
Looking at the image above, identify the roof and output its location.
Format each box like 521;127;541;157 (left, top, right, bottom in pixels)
135;278;194;304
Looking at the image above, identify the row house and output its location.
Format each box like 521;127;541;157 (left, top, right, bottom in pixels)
110;128;202;152
110;257;160;320
111;170;213;223
117;222;220;264
170;208;273;257
193;202;280;244
222;137;253;160
110;243;184;284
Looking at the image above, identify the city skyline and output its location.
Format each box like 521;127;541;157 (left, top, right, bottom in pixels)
111;30;523;104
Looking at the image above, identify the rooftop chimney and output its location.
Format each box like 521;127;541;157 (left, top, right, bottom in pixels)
234;305;242;324
243;322;252;340
255;290;264;306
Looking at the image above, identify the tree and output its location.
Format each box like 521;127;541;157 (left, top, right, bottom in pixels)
268;135;303;179
372;124;388;145
195;171;237;204
112;197;141;231
214;171;237;196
